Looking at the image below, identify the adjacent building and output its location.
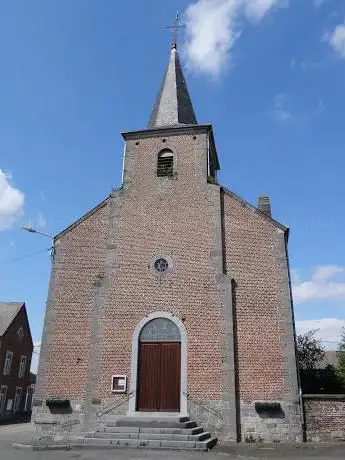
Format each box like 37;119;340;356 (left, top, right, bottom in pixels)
0;302;34;420
34;42;302;442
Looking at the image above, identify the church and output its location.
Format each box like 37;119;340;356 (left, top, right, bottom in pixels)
33;39;302;446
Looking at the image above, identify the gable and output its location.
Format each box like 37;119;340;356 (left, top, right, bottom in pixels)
0;302;24;336
2;303;33;349
55;197;110;241
222;187;288;236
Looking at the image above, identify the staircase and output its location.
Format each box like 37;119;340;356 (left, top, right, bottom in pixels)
81;415;217;451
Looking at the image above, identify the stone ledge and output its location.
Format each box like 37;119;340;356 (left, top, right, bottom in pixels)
303;394;345;400
13;443;72;451
34;419;80;428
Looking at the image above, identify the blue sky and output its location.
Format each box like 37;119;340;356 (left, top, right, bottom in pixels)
1;0;345;370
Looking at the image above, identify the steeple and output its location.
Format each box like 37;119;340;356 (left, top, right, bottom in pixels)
147;44;197;129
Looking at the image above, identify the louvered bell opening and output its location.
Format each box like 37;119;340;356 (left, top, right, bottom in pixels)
157;150;173;177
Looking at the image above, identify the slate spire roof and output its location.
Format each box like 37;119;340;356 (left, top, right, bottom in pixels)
148;44;197;129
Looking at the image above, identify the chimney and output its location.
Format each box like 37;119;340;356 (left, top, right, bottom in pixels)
258;195;272;217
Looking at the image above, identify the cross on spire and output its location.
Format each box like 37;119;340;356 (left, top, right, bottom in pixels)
167;11;185;49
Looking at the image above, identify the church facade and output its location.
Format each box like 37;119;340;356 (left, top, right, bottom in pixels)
34;43;302;443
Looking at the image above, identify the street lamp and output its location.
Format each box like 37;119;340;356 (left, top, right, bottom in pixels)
22;225;55;261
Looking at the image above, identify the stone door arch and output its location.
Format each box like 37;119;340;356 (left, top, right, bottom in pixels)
128;312;188;415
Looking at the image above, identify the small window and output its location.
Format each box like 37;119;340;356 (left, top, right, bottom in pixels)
13;387;22;413
18;356;27;379
154;258;169;273
149;254;173;277
24;386;34;412
0;386;7;413
3;351;13;376
157;149;173;177
17;327;24;342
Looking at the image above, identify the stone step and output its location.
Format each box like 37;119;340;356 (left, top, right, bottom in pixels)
102;426;203;435
115;415;190;424
110;419;197;429
86;431;211;442
80;436;217;451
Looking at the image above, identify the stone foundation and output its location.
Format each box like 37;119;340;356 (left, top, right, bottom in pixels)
32;400;84;443
188;398;237;442
32;396;128;442
188;398;302;443
240;400;302;443
33;397;303;444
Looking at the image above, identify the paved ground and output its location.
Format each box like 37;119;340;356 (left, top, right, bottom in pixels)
0;423;344;459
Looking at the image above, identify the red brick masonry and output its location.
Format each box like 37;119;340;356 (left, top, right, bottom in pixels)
303;395;345;442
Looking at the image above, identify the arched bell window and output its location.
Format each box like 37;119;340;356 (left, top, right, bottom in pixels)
139;318;181;342
157;149;173;177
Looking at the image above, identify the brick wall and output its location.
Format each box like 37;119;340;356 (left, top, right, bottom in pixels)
304;395;345;442
95;130;230;404
222;190;301;441
36;127;239;440
37;201;109;399
222;191;298;402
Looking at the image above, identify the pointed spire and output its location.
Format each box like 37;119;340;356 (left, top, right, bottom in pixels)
148;45;197;129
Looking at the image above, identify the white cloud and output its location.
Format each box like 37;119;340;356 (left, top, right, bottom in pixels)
244;0;286;21
292;265;345;304
0;169;25;230
327;22;345;58
296;318;345;346
30;341;41;374
184;0;240;76
312;265;344;282
184;0;287;76
273;93;292;121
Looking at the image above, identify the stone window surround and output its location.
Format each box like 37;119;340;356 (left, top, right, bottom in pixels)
13;386;22;413
3;350;13;376
0;385;7;413
24;385;34;411
157;148;174;177
18;355;27;379
128;311;188;416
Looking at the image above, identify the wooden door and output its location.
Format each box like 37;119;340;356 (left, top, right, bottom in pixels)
137;342;181;412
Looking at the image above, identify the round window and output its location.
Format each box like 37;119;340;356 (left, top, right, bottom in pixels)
149;254;173;277
154;258;169;273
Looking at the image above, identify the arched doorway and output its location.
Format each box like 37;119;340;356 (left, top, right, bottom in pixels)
137;318;181;412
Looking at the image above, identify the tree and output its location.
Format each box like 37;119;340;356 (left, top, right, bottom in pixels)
297;329;345;394
297;329;325;370
337;327;345;383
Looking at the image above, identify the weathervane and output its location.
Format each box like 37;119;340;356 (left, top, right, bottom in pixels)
167;11;185;48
